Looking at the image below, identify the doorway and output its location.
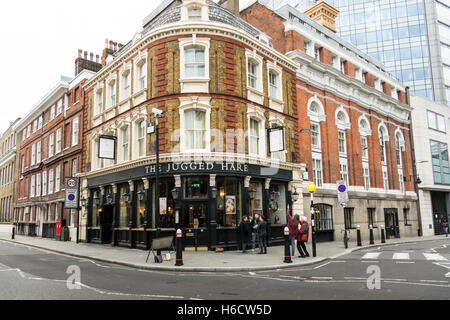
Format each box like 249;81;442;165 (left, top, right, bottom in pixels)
101;205;114;244
431;192;448;235
182;201;209;250
384;208;400;239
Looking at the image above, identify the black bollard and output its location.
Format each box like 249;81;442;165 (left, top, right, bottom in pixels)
357;225;362;247
344;229;349;249
12;226;15;240
175;229;184;267
381;225;386;244
283;227;292;263
369;225;374;245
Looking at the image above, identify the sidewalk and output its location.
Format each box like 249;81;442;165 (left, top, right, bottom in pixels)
0;224;447;272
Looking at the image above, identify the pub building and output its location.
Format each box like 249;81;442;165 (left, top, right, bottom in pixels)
79;0;305;251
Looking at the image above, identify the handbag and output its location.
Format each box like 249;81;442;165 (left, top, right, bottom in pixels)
301;233;308;242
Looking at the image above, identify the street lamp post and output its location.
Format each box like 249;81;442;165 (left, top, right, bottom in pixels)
307;183;317;257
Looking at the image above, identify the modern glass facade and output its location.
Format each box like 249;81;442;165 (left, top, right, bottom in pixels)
319;0;434;100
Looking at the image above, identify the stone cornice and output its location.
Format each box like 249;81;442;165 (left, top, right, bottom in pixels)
84;21;299;91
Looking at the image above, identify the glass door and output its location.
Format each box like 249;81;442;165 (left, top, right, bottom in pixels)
183;201;208;250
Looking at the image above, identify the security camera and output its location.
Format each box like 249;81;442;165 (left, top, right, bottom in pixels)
152;108;164;117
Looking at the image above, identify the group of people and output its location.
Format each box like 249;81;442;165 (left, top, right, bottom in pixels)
239;213;267;254
239;210;310;257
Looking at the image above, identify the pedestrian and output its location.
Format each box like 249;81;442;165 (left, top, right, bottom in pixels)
297;216;310;258
240;216;251;253
443;219;449;238
257;215;267;254
286;207;299;257
251;213;260;252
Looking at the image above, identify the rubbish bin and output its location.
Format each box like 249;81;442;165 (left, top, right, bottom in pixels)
61;227;70;242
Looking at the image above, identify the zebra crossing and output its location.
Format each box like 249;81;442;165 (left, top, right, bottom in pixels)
360;251;448;261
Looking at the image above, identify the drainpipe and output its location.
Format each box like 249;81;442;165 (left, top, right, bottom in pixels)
407;87;423;237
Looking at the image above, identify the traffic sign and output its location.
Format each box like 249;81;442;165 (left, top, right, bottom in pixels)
337;180;349;205
65;177;80;209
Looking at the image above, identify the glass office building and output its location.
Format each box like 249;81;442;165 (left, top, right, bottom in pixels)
320;0;433;100
302;0;450;106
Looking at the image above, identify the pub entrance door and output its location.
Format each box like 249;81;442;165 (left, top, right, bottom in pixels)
101;205;114;244
384;208;400;239
182;200;209;251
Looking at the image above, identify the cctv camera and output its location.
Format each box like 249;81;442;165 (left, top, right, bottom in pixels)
152;108;164;117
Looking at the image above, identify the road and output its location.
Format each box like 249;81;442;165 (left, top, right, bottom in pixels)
0;239;449;300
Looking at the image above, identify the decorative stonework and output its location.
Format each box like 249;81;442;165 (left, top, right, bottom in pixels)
304;0;339;33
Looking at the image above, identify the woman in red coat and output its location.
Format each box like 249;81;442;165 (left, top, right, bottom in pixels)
297;216;310;258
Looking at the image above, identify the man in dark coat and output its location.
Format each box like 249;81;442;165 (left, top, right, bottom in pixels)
257;215;267;254
239;216;251;253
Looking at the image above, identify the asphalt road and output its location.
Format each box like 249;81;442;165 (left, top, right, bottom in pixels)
0;238;449;300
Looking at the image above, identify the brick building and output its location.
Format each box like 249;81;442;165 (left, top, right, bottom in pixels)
241;0;418;241
14;52;100;239
79;0;305;251
0;118;20;222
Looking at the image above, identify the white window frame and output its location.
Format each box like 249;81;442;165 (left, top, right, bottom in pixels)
136;120;147;158
108;80;117;108
247;105;266;158
340;159;349;186
72;158;77;176
363;162;370;191
136;59;147;92
50;106;55;121
31;144;36;166
57;99;62;116
95;89;103;116
49;133;54;158
36;141;42;163
120;126;130;162
36;173;41;197
179;97;211;153
310;122;321;151
72;118;79;147
38;116;43;130
33;120;37;133
30;175;35;198
55;165;60;192
398;170;404;193
42;171;47;196
378;123;389;165
48;169;54;194
179;37;210;94
181;0;209;21
338;130;347;155
312;156;323;188
56;128;62;154
382;166;389;192
121;70;131;101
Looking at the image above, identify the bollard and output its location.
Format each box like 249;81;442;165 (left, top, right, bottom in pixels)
175;229;184;267
369;225;374;245
12;226;15;240
356;225;362;247
380;225;386;244
344;229;349;249
283;227;292;263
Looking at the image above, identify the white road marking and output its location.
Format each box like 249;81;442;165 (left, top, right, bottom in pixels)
396;261;415;264
314;262;331;269
423;253;448;261
420;280;448;284
393;252;410;260
361;260;379;263
311;277;333;280
361;252;382;260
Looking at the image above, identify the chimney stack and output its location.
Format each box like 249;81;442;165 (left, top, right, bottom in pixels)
75;49;102;76
218;0;240;17
304;0;339;33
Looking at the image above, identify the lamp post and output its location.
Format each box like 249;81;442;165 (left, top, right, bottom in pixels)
152;108;165;251
171;187;180;229
306;182;317;257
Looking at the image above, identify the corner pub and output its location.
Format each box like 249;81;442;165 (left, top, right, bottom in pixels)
79;0;305;251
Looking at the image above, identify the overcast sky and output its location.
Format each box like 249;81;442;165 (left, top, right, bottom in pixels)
0;0;252;135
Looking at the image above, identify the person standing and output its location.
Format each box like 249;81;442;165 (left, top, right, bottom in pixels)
251;213;260;252
257;215;267;254
239;216;251;253
443;219;449;238
297;216;310;258
286;207;299;257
